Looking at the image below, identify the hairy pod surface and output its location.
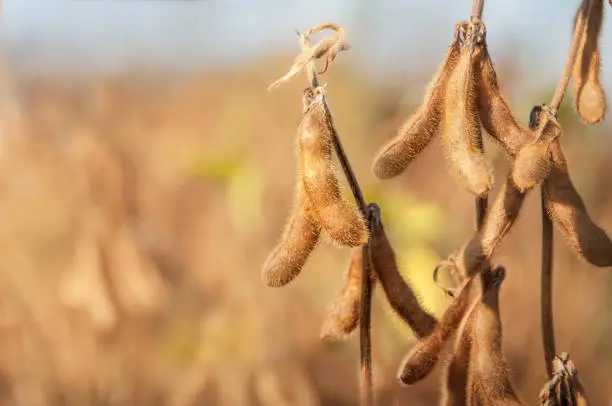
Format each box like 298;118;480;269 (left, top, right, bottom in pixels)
573;0;606;124
299;87;368;247
368;203;438;338
440;298;479;406
511;107;561;191
452;176;526;278
543;141;612;267
478;47;532;156
320;247;377;340
468;267;523;406
442;25;492;197
370;34;463;179
397;273;477;385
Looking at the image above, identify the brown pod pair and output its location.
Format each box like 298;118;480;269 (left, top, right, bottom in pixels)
262;86;367;287
539;353;590;406
467;266;524;405
397;270;477;385
372;21;492;197
572;0;606;124
268;24;349;91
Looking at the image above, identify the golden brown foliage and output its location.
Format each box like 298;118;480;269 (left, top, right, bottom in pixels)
467;266;524;406
572;0;607;124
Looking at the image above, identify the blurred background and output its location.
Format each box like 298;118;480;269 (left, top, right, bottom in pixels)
1;0;612;405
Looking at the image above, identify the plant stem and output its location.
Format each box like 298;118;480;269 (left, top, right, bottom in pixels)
360;241;374;406
549;5;586;111
300;31;373;405
541;192;555;379
471;0;485;21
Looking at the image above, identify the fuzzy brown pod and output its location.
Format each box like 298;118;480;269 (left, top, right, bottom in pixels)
299;86;368;247
573;0;606;124
539;353;590;406
467;266;524;406
261;89;325;287
478;46;533;157
440;297;479;406
510;105;561;192
543;141;612;267
450;176;527;278
320;247;377;341
368;203;438;338
396;272;477;385
442;21;493;197
268;24;349;91
370;24;463;179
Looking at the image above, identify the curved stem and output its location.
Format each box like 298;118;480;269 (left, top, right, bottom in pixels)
549;5;586;111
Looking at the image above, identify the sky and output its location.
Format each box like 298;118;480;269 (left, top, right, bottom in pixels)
3;0;612;91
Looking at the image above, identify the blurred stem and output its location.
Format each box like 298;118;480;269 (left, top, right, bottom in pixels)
550;4;585;111
300;30;373;405
471;0;485;20
541;192;555;378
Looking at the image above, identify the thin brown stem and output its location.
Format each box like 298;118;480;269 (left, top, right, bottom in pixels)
541;191;556;378
299;32;368;215
360;241;373;406
550;6;587;111
471;0;485;21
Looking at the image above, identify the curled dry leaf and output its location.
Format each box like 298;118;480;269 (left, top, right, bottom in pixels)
268;24;349;91
573;0;606;124
440;297;479;406
467;266;524;406
442;21;492;197
396;272;477;385
299;86;368;247
320;247;377;341
543;141;612;267
539;353;590;406
511;105;561;192
368;202;438;338
371;25;463;179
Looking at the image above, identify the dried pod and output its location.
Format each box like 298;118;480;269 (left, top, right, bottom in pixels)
440;298;479;406
396;273;477;385
479;47;532;156
368;203;438;338
268;24;349;91
540;353;590;406
261;187;321;287
543;141;612;267
573;0;606;124
320;247;377;341
452;176;526;278
442;22;492;197
467;266;523;405
261;89;325;287
299;86;368;247
511;106;561;192
371;26;463;179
